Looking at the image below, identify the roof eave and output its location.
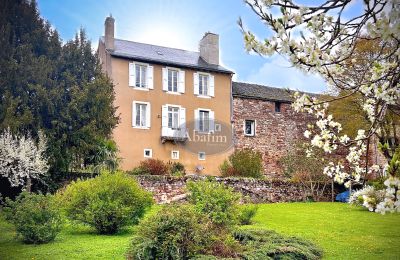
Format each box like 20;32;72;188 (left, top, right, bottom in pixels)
232;94;293;103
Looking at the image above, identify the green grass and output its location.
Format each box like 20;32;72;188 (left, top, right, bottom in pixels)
247;202;400;260
0;203;399;259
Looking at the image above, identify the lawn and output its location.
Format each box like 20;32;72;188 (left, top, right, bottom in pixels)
0;202;399;259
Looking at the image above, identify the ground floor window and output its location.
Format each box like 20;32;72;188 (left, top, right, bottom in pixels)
144;148;152;158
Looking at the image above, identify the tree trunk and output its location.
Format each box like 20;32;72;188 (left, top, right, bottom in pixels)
26;177;32;192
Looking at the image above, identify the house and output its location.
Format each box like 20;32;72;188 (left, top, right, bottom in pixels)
98;16;234;175
232;82;313;178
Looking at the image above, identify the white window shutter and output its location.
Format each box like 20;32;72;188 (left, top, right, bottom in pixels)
129;63;135;87
161;105;168;127
146;104;151;128
162;68;168;91
178;70;185;93
179;107;186;129
193;73;199;95
132;102;137;127
209;75;215;97
194;109;199;131
147;65;154;89
209;110;215;133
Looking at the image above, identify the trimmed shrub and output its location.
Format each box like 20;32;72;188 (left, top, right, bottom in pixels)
238;204;258;225
58;171;153;234
234;229;323;259
127;205;211;259
220;149;263;178
187;180;241;227
3;192;62;244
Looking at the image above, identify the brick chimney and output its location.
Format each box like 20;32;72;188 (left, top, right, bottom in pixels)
199;32;219;65
104;15;115;51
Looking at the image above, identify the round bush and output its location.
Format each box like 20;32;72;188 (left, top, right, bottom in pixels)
58;171;153;234
127;205;211;259
3;192;62;244
220;149;263;178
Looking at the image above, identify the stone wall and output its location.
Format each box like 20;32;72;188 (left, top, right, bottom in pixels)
232;97;314;178
134;175;334;204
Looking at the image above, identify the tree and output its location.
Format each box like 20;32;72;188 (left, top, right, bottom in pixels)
0;128;49;191
241;0;399;213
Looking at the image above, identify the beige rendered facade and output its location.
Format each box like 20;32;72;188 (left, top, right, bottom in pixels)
98;17;234;175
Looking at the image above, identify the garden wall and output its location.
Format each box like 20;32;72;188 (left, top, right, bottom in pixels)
134;175;334;204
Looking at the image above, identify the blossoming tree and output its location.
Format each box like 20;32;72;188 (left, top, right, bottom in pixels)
0;128;49;191
240;0;399;213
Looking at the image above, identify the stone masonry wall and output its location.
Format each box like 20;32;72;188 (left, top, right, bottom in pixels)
232;97;314;178
134;175;334;204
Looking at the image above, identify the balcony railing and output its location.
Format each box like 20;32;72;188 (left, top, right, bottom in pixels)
161;127;188;143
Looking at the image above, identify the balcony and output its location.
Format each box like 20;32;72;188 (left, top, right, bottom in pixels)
161;127;188;143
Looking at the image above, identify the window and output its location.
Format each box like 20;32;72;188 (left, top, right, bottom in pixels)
244;120;255;136
275;102;281;113
168;69;178;92
171;150;179;160
199;110;210;132
199;74;209;96
168;106;180;129
132;101;150;128
135;64;147;88
144;149;152;158
198;152;206;160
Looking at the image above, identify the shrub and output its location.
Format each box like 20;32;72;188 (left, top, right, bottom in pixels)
187;180;240;227
138;159;169;175
349;185;386;212
220;149;263;178
58;171;153;234
169;161;186;176
127;205;211;259
3;192;62;244
238;204;258;225
234;229;323;259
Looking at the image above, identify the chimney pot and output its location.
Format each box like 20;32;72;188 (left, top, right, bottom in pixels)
199;32;219;65
104;16;115;51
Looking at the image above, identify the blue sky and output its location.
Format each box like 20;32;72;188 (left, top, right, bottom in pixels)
37;0;364;93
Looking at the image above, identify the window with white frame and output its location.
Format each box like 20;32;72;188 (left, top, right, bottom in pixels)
171;150;179;160
129;63;153;89
132;101;150;128
168;69;178;92
144;149;152;158
168;106;180;129
199;110;210;132
198;152;206;160
194;72;214;97
135;64;147;88
244;120;255;136
199;74;209;96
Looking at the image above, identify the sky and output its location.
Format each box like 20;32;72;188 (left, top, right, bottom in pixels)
37;0;364;94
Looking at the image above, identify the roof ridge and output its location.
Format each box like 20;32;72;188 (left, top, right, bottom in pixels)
114;38;199;54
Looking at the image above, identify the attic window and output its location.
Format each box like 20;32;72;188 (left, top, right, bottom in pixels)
156;51;163;55
275;102;281;113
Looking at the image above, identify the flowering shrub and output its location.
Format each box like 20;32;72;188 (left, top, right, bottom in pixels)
349;186;386;212
3;192;62;244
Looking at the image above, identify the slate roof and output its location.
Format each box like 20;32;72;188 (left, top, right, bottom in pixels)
100;37;233;74
232;82;318;103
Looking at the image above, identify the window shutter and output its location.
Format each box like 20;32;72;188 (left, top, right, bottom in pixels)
179;107;186;129
161;105;168;127
193;73;199;95
194;109;199;131
209;110;215;133
146;104;151;128
132;102;137;127
162;68;168;91
178;70;185;93
209;75;215;97
129;63;135;87
147;65;154;89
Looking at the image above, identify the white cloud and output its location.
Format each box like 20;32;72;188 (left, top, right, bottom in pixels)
243;55;327;93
